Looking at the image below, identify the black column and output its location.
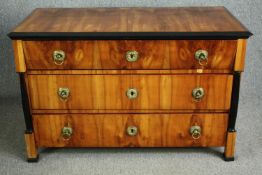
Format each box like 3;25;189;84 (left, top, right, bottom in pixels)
19;73;33;133
228;72;241;132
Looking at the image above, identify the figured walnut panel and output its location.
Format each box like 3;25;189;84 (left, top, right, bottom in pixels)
33;114;228;147
12;7;247;33
28;74;233;110
23;40;237;70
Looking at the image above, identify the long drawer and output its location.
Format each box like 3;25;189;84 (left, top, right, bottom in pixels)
23;40;237;70
33;114;228;147
28;74;233;110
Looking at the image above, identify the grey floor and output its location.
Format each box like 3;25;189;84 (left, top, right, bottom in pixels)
0;96;261;175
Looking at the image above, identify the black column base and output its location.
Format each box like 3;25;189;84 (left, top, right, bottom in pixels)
223;153;235;161
27;155;39;163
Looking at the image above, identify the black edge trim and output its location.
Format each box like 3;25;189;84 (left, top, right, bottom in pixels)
19;73;33;132
27;155;39;163
8;32;252;40
228;72;241;131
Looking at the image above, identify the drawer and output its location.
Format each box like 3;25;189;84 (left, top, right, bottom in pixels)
28;74;232;110
23;40;237;70
33;114;228;147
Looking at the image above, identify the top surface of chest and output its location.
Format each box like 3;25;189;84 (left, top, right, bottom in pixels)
9;7;251;40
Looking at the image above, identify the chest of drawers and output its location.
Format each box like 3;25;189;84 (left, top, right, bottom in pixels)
8;7;252;162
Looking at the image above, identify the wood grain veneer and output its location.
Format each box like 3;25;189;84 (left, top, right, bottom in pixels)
224;131;237;159
27;69;232;74
27;74;233;110
33;113;228;147
12;40;26;72
10;7;248;33
234;39;247;71
23;40;237;70
8;7;252;161
24;133;38;159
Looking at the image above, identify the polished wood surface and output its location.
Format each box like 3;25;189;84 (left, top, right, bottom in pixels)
23;40;237;70
27;69;232;75
224;131;236;158
12;40;26;72
12;7;248;33
9;7;251;161
234;39;247;71
31;109;228;114
28;74;233;110
24;133;38;159
33;114;228;147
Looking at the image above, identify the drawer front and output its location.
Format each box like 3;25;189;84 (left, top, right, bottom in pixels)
33;114;228;147
23;40;237;70
28;74;232;110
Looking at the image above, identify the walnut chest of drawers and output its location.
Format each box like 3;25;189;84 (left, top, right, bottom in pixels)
8;7;252;162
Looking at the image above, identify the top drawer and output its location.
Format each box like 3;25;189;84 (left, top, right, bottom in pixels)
23;40;237;70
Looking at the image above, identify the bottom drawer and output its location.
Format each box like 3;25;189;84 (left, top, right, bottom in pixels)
33;114;228;147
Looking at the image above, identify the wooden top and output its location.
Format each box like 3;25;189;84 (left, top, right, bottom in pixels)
9;7;252;40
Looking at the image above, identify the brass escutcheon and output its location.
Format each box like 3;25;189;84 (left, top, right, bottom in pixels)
190;126;201;139
126;50;139;62
53;50;66;65
195;50;208;66
58;87;70;100
126;126;138;136
61;126;73;140
192;87;205;101
126;88;138;99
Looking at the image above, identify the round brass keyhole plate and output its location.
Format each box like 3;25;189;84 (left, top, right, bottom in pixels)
58;87;70;100
126;88;138;99
126;50;139;62
127;126;138;136
192;87;205;101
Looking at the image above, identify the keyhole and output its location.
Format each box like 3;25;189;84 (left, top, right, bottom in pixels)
56;53;62;59
196;91;201;97
199;53;205;59
127;89;137;99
